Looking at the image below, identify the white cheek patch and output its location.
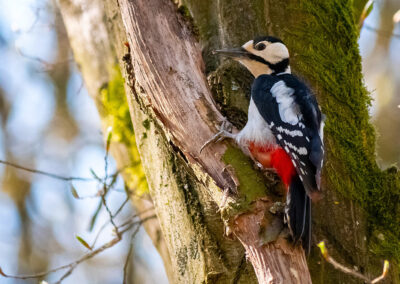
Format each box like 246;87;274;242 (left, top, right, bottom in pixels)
271;81;301;125
264;42;289;64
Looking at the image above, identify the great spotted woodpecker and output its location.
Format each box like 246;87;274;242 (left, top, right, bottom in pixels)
202;36;325;252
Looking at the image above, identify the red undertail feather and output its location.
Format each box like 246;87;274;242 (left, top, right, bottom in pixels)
248;142;296;188
270;148;296;188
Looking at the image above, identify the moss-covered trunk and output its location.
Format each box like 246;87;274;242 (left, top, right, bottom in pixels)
181;0;400;283
57;0;399;283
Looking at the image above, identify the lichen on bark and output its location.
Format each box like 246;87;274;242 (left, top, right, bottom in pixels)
99;66;148;195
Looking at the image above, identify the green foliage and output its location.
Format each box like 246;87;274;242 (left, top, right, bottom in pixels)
100;66;148;195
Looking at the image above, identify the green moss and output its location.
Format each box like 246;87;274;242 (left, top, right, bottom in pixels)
100;66;149;195
222;145;279;217
181;0;400;278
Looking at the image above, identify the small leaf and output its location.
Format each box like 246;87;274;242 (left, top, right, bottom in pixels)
76;235;92;250
383;260;389;276
71;186;80;199
359;0;374;29
106;126;113;152
88;199;103;231
0;267;6;277
90;168;101;180
317;241;328;259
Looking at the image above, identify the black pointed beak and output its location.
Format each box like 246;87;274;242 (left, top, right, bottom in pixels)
213;48;251;59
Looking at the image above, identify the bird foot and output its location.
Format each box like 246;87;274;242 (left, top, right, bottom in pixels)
200;120;235;153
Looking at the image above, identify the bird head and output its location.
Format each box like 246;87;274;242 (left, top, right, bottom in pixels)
214;36;290;77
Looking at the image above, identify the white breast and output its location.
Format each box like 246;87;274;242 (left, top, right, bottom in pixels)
235;98;276;147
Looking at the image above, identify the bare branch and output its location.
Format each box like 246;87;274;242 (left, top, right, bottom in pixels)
363;24;400;39
317;241;389;284
0;159;93;182
123;226;141;284
100;128;120;237
91;206;154;248
0;216;156;282
15;47;75;72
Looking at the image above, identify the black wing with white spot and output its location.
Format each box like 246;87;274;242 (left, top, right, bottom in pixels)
251;74;324;195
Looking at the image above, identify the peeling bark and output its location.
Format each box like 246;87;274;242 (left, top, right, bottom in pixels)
233;200;311;283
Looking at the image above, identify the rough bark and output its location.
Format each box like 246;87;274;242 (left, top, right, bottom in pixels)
57;0;400;283
120;0;311;282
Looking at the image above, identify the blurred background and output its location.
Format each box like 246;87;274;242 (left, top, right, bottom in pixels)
0;0;167;283
0;0;398;283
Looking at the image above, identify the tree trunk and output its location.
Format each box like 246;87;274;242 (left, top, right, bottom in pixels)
57;0;400;283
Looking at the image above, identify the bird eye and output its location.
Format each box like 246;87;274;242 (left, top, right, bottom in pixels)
255;43;266;51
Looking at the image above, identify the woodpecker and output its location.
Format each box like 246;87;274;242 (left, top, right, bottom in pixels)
203;36;325;252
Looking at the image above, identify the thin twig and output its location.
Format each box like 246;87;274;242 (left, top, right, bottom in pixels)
101;195;120;236
16;47;75;68
101;132;120;237
112;197;130;218
363;24;400;39
117;210;154;230
318;241;389;284
0;159;93;182
0;216;155;282
91;206;153;250
123;226;141;284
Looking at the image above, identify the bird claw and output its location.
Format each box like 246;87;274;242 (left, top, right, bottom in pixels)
200;120;235;153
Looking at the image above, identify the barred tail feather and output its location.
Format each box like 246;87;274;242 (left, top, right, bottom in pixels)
285;175;312;254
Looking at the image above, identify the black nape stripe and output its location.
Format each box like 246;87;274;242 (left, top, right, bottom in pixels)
270;58;289;74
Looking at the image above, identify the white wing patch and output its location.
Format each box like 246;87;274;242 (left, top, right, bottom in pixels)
283;140;308;155
319;120;325;143
270;81;302;125
276;126;303;137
